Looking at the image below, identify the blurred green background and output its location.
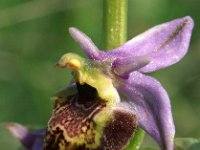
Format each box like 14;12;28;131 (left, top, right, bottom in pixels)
0;0;200;149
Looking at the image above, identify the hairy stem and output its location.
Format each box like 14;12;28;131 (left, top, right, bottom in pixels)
103;0;127;49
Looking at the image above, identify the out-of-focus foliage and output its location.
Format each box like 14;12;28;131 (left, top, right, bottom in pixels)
175;138;200;150
0;0;199;149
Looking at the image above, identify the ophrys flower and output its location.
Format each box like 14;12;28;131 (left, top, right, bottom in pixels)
7;16;194;150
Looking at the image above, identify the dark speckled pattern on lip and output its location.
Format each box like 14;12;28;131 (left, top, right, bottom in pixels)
43;83;137;150
43;83;107;150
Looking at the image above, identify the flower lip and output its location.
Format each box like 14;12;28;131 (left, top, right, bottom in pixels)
44;82;108;150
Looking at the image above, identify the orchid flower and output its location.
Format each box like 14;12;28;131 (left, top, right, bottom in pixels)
7;16;194;150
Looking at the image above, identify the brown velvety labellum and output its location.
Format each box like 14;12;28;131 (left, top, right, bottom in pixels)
43;83;137;150
97;109;137;150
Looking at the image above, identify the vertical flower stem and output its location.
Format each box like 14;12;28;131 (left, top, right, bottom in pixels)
103;0;127;49
103;0;145;149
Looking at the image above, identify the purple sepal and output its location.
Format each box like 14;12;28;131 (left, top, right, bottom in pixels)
69;17;194;73
6;123;45;150
118;72;175;150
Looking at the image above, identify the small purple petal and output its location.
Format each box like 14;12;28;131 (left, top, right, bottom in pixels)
69;27;101;60
101;16;194;72
112;55;151;79
118;72;175;150
6;123;45;150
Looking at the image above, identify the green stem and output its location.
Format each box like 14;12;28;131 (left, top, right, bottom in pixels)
103;0;127;49
125;129;145;150
103;0;145;149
